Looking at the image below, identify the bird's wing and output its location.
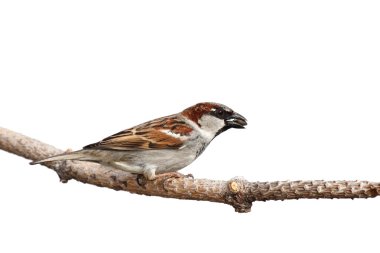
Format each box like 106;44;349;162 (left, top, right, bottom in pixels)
83;115;193;151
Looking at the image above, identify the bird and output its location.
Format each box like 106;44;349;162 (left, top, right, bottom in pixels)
30;102;247;180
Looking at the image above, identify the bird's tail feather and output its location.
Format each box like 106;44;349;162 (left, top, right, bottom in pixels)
30;150;98;165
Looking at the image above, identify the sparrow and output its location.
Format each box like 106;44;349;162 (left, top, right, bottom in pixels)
31;102;247;180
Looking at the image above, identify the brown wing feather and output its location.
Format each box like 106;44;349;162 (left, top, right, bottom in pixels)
83;115;193;151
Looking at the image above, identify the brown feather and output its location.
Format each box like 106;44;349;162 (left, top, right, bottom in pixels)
181;102;216;126
83;115;193;151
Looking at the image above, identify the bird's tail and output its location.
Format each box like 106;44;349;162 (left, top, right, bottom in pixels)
30;150;98;165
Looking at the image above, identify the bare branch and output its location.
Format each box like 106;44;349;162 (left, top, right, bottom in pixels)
1;127;379;213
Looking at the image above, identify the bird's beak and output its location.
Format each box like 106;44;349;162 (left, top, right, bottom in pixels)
225;112;247;129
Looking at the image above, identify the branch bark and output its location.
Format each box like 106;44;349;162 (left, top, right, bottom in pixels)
1;127;379;213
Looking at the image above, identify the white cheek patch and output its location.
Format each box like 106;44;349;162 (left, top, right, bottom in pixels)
197;115;225;139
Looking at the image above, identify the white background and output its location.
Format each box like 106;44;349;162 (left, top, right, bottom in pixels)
1;1;380;252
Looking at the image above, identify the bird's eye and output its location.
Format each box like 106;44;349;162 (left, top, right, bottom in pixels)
211;107;228;119
216;108;224;117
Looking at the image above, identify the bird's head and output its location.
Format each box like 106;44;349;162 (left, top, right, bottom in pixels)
181;102;247;139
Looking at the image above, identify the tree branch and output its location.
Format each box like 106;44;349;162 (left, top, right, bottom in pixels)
1;127;379;213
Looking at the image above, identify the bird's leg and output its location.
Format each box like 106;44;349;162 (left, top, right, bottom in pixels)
143;167;157;180
134;167;157;187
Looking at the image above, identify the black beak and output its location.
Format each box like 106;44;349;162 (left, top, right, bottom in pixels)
225;112;247;129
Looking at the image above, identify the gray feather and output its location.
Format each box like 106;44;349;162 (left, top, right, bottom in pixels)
30;150;99;165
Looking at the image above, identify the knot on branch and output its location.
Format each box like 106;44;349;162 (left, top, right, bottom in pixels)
55;161;72;183
50;149;75;183
225;177;253;213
